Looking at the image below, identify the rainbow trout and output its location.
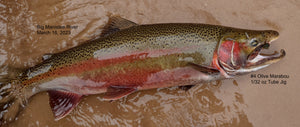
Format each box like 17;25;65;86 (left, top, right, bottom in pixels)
0;17;285;124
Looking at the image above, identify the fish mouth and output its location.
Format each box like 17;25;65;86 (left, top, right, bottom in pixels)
246;43;285;69
217;30;284;76
221;39;286;76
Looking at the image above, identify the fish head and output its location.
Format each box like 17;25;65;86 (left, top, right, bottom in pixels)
216;29;285;76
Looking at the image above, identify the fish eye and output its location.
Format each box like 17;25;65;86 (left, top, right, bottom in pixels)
250;39;258;47
263;43;270;49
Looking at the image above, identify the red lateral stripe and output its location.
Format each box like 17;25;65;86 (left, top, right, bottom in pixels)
22;52;157;85
22;46;193;86
59;52;150;75
85;65;162;87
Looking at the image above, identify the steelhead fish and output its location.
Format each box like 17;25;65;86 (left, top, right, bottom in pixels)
0;16;285;124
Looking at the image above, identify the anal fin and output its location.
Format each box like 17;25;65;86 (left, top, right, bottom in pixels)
48;90;82;120
188;63;220;75
103;86;137;100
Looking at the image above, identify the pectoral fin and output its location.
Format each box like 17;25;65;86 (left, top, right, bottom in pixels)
188;63;220;75
100;16;138;37
103;86;137;100
48;90;82;120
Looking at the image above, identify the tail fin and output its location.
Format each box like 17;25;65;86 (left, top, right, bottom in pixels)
0;79;26;125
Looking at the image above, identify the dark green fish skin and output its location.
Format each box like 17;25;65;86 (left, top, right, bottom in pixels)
20;23;225;87
39;23;224;68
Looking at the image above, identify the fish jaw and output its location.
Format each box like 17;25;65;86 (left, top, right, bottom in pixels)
244;49;285;71
223;49;285;75
219;46;285;76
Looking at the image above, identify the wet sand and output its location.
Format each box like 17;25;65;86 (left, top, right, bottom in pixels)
0;0;299;126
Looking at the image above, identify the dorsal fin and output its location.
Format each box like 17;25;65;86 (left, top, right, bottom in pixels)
48;90;82;120
100;16;138;37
